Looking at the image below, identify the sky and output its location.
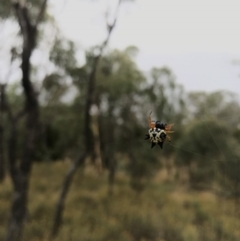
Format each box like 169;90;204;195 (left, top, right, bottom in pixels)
4;0;240;97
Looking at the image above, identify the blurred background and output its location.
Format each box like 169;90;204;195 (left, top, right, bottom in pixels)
1;0;240;241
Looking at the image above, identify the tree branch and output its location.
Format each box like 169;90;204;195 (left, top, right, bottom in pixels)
51;152;87;237
84;0;122;152
13;2;27;37
52;0;122;237
35;0;48;27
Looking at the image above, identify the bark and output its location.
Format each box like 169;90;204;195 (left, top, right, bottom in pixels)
0;84;6;182
4;86;27;241
95;101;115;194
51;153;86;237
51;1;122;237
5;1;47;241
0;123;4;182
91;107;103;174
107;106;116;195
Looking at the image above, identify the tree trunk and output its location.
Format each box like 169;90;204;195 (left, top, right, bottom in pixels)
51;153;86;237
0;124;4;182
107;106;116;195
51;1;122;237
5;93;28;241
5;1;47;240
0;84;6;182
91;106;103;174
4;179;29;241
5;44;39;241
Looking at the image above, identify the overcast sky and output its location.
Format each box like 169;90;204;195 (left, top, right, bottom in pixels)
50;0;240;96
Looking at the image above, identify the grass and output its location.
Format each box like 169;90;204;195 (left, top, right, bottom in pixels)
0;161;240;241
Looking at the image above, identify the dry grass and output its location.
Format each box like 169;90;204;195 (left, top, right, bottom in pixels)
0;161;240;241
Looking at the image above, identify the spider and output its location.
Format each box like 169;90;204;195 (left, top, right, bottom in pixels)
144;112;174;149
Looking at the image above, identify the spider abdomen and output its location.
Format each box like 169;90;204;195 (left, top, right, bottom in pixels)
145;128;167;148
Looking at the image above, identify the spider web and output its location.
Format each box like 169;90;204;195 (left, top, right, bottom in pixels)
164;93;239;224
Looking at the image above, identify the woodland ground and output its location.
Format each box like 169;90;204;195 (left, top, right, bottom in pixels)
0;160;240;241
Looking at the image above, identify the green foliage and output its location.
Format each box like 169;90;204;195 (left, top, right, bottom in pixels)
38;104;84;161
145;67;186;123
176;119;225;165
96;49;145;101
49;38;77;72
124;45;139;59
41;73;69;105
0;0;48;20
127;143;161;192
5;82;24;112
4;41;240;196
175;119;240;191
218;142;240;198
0;0;12;20
187;90;240;127
5;42;240;197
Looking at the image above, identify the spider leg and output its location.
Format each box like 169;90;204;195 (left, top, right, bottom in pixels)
148;111;155;128
158;142;163;149
166;135;171;142
165;124;174;131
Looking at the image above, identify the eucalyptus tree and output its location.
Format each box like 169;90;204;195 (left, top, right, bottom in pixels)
0;1;48;240
95;47;146;192
51;0;126;237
